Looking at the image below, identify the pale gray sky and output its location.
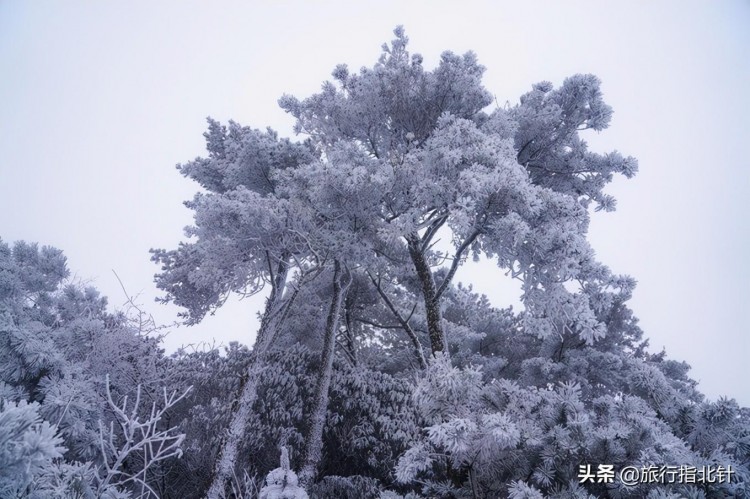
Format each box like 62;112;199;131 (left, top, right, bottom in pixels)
1;1;748;404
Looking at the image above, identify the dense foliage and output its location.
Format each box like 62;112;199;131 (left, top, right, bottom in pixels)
3;28;747;498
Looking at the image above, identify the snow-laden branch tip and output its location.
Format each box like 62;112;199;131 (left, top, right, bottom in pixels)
96;374;192;498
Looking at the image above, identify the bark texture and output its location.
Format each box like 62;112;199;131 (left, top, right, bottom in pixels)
299;260;349;487
407;236;448;356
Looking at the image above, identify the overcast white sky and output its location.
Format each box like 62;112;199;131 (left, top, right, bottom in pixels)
1;1;748;405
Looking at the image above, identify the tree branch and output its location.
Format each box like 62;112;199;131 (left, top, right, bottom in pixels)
434;229;481;302
366;271;427;369
421;214;448;253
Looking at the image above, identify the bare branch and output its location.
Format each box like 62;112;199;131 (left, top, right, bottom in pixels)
366;271;427;369
97;374;191;497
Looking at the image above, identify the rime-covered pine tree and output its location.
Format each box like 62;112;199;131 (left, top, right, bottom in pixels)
151;27;748;498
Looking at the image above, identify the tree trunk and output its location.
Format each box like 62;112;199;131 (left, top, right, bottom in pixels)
206;258;290;499
342;293;358;367
205;364;264;499
299;259;349;487
406;236;448;356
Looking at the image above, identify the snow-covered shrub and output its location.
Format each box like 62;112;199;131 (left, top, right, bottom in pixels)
396;350;747;498
323;362;418;482
259;446;308;499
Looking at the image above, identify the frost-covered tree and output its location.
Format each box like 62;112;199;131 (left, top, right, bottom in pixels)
2;240;142;456
151;122;329;497
277;27;494;356
0;239;187;498
277;27;636;359
151;27;748;498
